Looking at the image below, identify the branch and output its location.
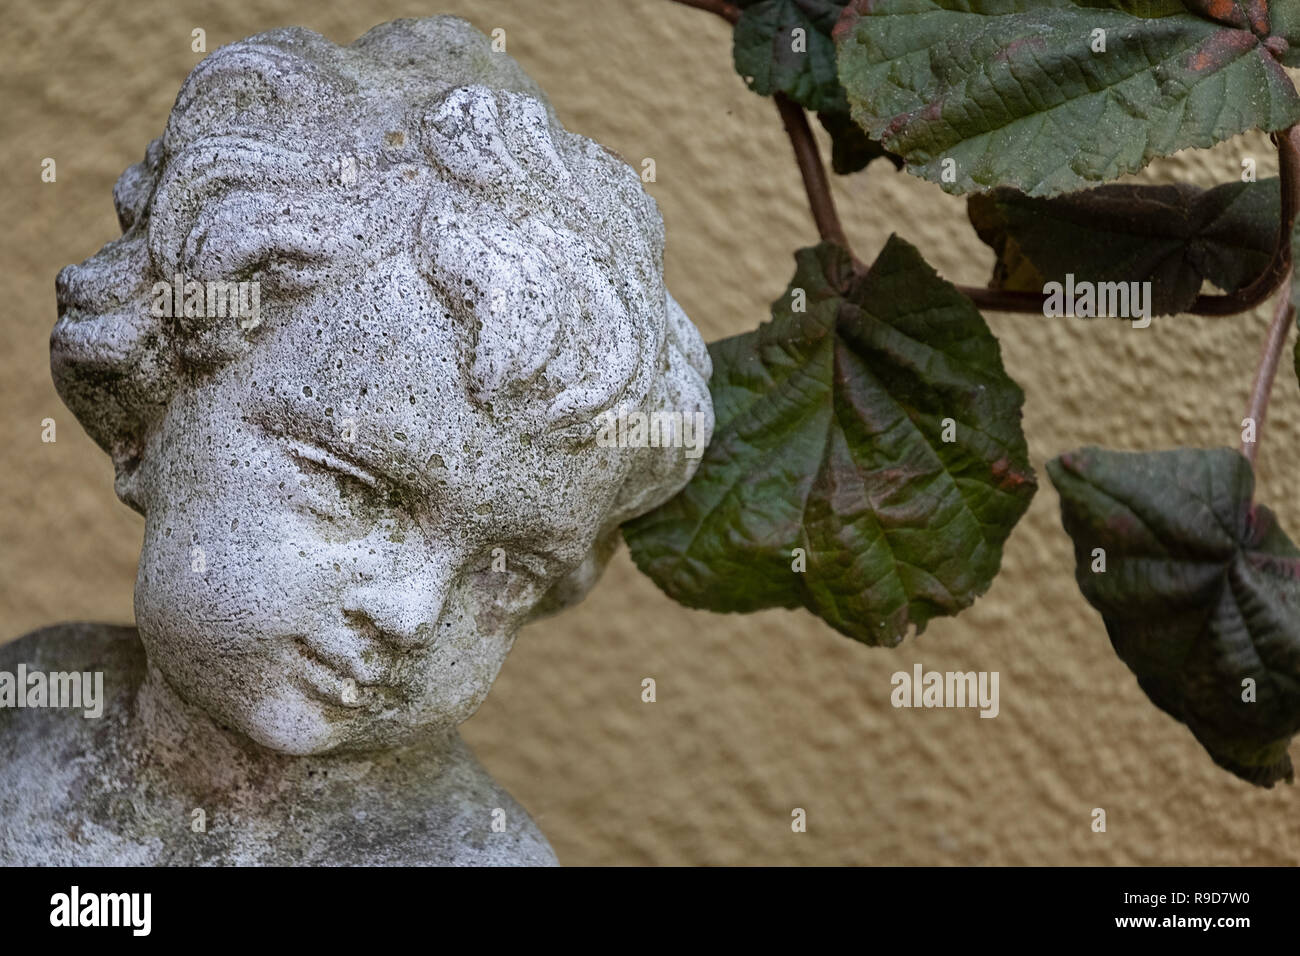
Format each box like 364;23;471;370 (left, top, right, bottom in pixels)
668;0;741;24
1242;270;1294;465
1201;128;1300;317
669;0;859;266
1239;128;1300;465
959;127;1300;317
774;93;857;259
669;0;858;264
669;0;1296;320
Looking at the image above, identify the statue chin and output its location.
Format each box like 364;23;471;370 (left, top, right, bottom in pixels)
5;14;713;866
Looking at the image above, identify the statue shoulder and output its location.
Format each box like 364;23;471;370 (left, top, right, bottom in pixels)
1;620;143;674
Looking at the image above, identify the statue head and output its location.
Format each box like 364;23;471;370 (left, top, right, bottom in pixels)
51;17;713;754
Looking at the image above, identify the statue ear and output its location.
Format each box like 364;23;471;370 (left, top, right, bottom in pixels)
604;291;714;524
532;296;715;620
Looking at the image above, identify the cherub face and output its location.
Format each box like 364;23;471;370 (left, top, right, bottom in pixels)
130;253;618;754
52;24;711;755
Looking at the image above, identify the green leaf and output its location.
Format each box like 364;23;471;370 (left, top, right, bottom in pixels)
1271;3;1300;67
733;1;900;173
835;0;1300;196
817;109;904;173
734;0;850;114
1047;446;1300;787
969;179;1279;315
623;236;1036;646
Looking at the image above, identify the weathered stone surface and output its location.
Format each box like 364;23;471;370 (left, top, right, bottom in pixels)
3;15;712;865
1;624;558;865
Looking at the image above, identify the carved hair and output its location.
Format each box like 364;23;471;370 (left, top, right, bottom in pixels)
52;17;711;531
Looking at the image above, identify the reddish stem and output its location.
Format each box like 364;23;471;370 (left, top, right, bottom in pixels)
1242;270;1294;465
668;0;1299;322
774;93;853;254
669;0;741;24
962;128;1300;317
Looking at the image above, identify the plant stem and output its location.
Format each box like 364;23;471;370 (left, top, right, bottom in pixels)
1238;128;1300;465
961;127;1300;317
667;0;857;261
1241;269;1294;465
669;0;741;24
668;0;1297;321
774;93;854;254
1200;128;1300;317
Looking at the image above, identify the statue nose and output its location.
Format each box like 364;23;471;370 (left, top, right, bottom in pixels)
344;585;447;650
56;237;151;313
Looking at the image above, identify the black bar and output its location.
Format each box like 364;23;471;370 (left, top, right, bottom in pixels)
0;866;1288;942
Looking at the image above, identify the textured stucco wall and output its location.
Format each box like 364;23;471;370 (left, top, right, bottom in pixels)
2;0;1297;865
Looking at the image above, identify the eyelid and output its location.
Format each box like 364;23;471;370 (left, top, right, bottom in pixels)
290;443;381;489
182;226;326;290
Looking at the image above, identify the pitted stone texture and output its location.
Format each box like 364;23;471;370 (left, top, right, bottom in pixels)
5;16;712;866
6;0;1300;869
0;624;556;866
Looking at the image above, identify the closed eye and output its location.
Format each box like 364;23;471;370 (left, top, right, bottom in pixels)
513;553;553;579
289;444;381;492
183;229;328;292
244;252;329;292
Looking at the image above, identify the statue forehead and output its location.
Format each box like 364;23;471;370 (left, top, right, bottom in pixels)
236;311;480;465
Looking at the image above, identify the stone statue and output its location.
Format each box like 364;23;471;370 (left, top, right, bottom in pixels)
0;16;713;865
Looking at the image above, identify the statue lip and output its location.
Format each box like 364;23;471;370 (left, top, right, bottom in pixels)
290;635;393;707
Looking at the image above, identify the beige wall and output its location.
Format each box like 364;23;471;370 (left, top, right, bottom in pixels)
3;0;1297;864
